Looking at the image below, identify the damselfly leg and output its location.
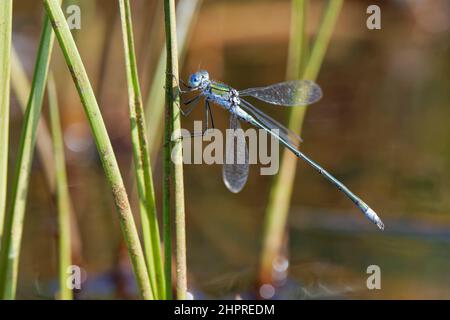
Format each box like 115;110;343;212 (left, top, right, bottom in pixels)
189;98;216;138
172;96;216;140
179;95;201;117
166;72;196;94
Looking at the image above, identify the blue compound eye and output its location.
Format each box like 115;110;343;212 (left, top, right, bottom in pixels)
189;73;201;87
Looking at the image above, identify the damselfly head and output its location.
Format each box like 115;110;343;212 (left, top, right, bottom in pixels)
188;70;209;88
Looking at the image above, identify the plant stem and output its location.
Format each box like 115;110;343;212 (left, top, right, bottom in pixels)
162;81;172;299
0;0;12;240
11;45;84;267
0;2;59;299
44;0;152;299
10;47;56;193
162;87;172;299
259;0;344;285
145;0;202;158
303;0;343;80
163;0;187;300
286;0;309;80
119;0;164;299
48;74;73;300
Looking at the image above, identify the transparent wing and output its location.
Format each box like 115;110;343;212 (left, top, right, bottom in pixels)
240;98;302;148
239;80;322;106
222;114;249;193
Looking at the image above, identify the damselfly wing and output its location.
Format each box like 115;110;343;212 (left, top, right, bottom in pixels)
239;80;323;106
222;114;249;193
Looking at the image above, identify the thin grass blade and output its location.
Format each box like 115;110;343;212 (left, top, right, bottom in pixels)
146;0;203;158
0;0;12;239
0;2;61;299
164;0;187;300
47;74;73;300
259;0;344;285
119;0;165;299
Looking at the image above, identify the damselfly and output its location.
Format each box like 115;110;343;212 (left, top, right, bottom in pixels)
178;70;384;230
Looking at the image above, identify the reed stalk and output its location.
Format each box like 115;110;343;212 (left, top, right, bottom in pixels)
145;0;202;158
0;0;12;240
259;0;344;285
0;1;60;299
10;47;56;193
47;74;73;300
163;0;187;300
10;46;84;266
162;79;173;299
118;0;164;299
43;0;152;299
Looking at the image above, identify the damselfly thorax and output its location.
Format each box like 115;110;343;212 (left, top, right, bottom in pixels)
203;82;253;122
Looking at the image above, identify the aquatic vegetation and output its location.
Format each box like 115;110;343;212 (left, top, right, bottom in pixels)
44;0;152;299
0;2;58;299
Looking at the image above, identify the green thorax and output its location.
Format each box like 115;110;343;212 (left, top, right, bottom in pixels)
209;81;232;98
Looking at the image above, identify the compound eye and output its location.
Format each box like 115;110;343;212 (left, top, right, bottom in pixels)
189;74;201;87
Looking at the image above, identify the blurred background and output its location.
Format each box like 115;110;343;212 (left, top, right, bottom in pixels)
8;0;450;299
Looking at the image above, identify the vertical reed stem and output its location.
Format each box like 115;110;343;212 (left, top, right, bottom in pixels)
162;90;173;299
0;2;60;299
0;0;12;239
145;0;202;158
162;83;173;299
48;74;73;300
11;46;84;267
119;0;164;299
163;0;187;300
44;0;152;299
10;47;56;193
259;0;344;285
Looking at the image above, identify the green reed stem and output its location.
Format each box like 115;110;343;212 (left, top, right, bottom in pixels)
259;0;343;284
11;47;56;197
162;73;173;299
11;46;84;267
124;1;201;297
0;2;60;299
44;0;152;299
145;0;202;159
119;0;165;299
286;0;309;80
0;0;12;240
48;74;73;300
164;0;187;300
162;76;172;299
303;0;343;80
